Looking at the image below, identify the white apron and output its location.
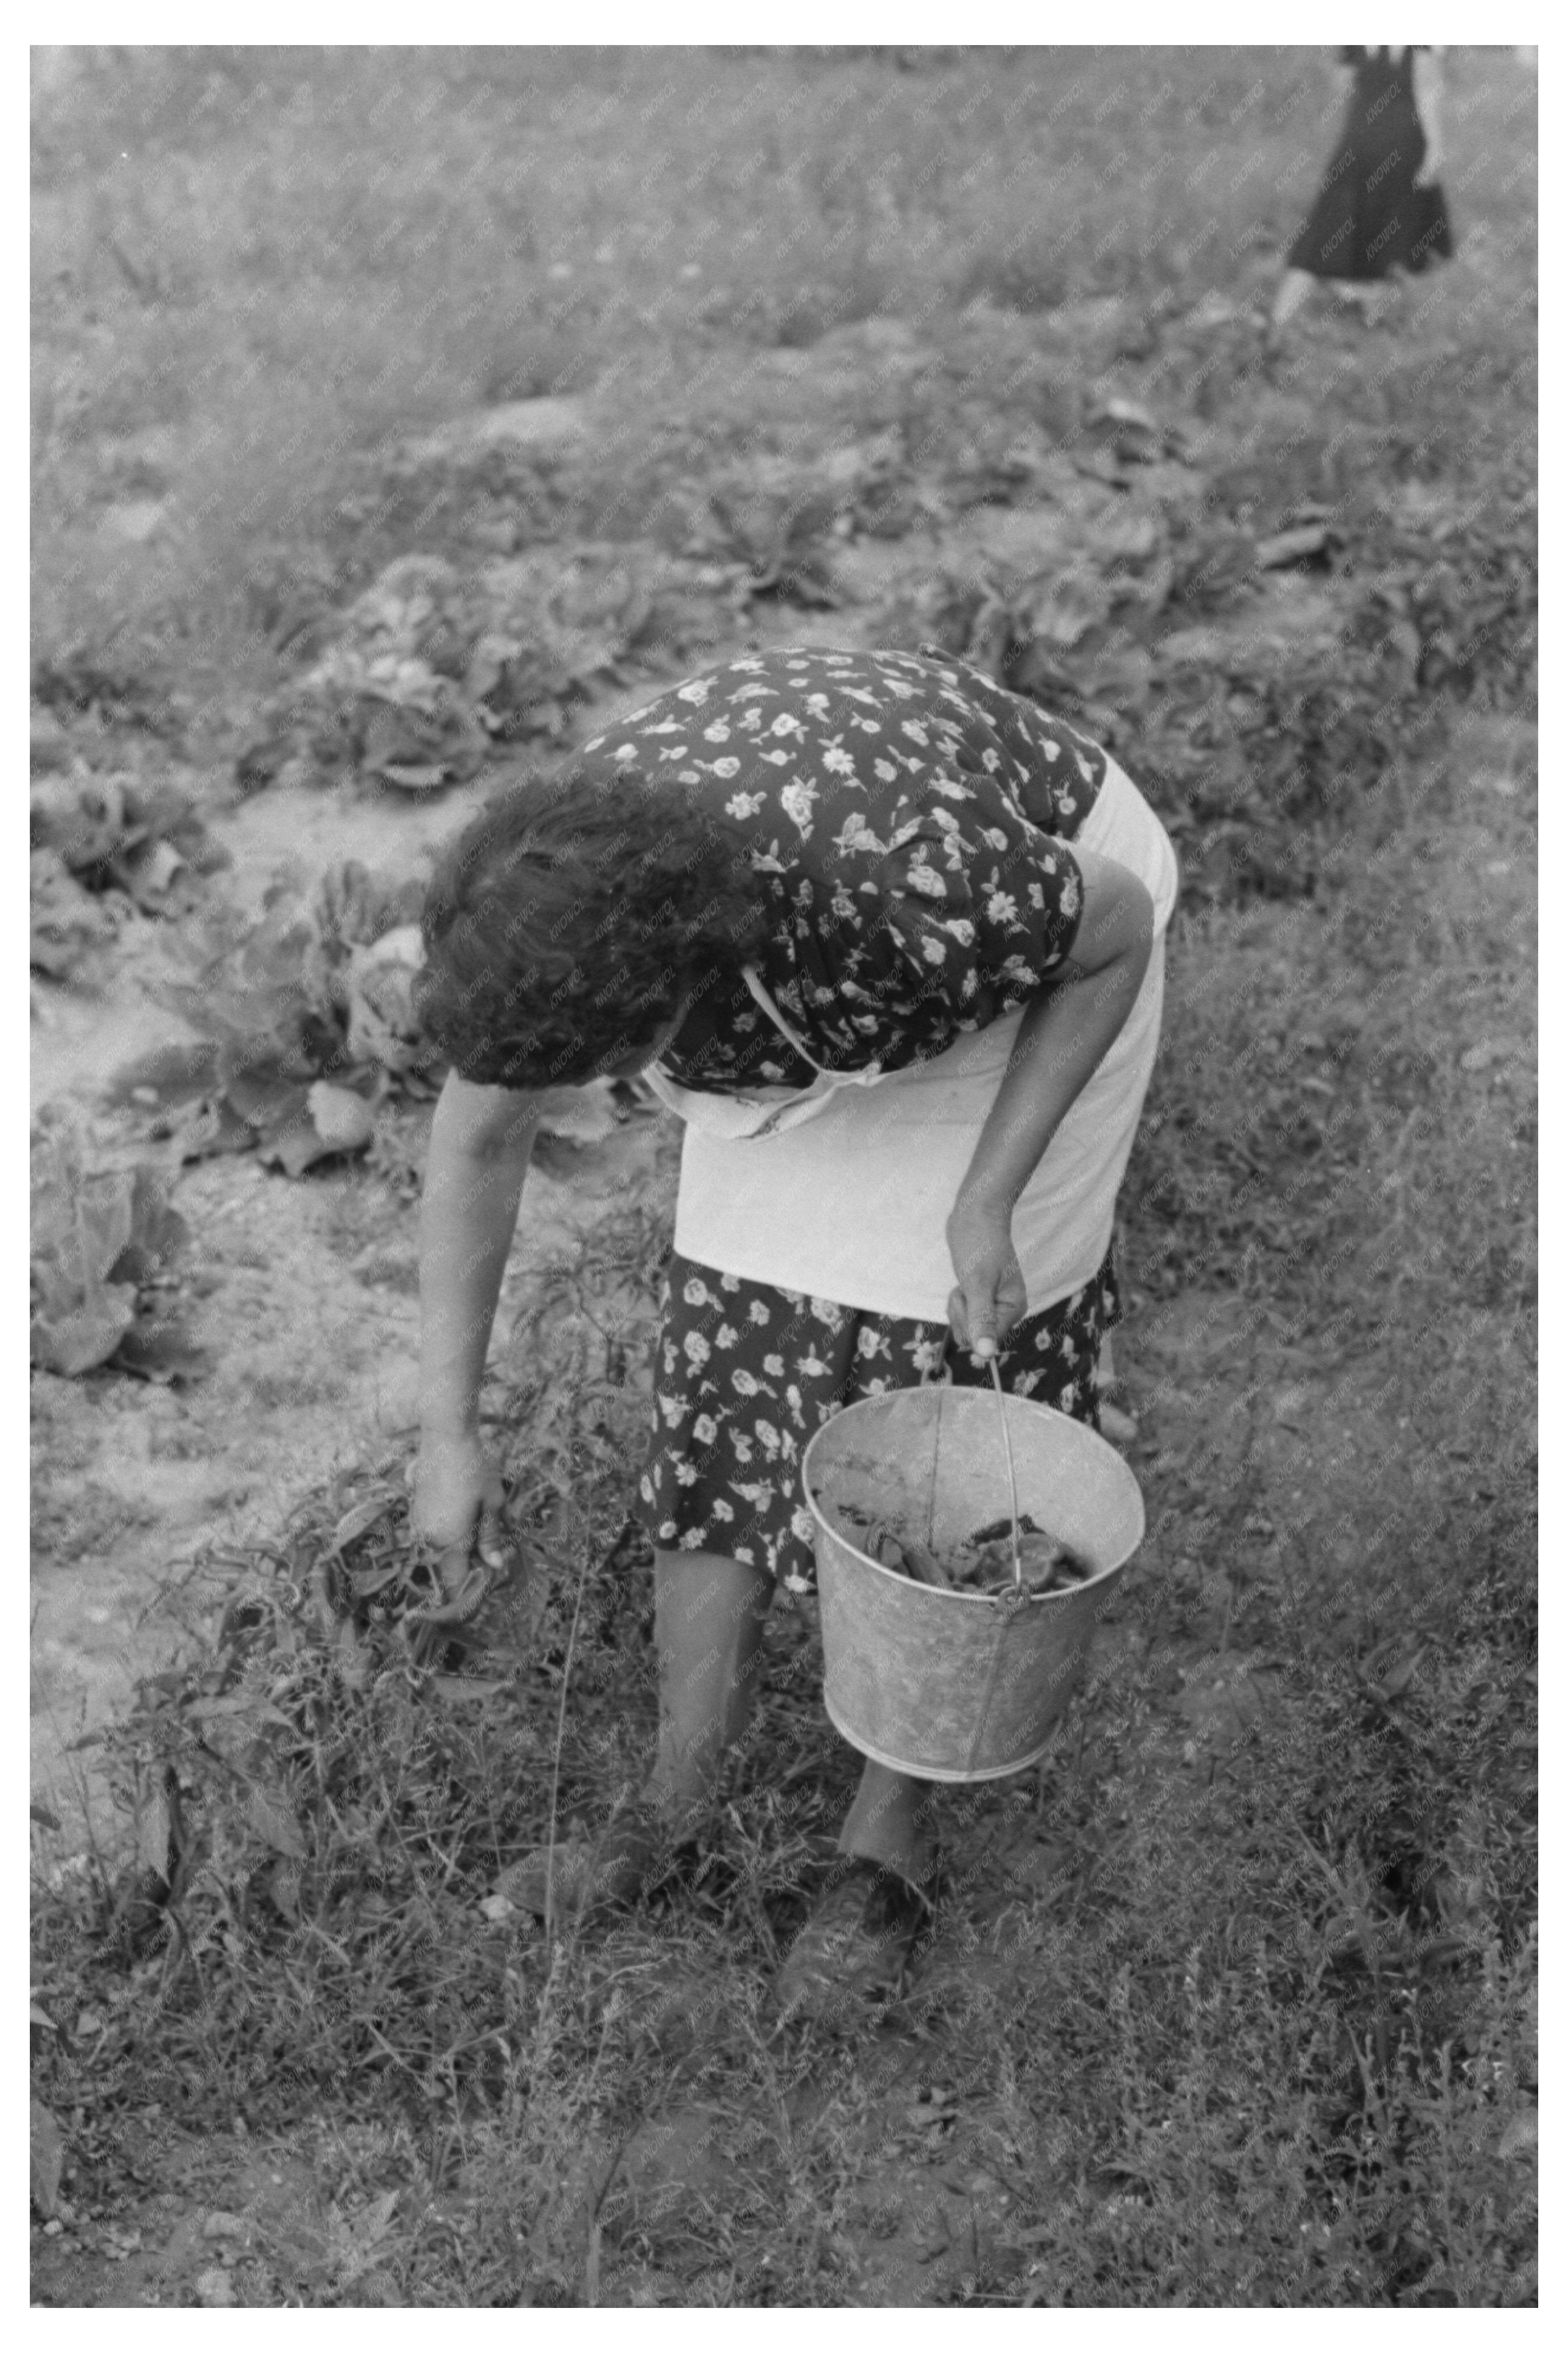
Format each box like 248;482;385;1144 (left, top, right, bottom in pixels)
642;757;1178;1324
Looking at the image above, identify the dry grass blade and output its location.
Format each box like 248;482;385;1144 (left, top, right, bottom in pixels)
544;1518;594;1944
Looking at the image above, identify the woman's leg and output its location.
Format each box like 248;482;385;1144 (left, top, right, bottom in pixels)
839;1761;936;1885
651;1552;939;1879
773;1759;939;2024
646;1545;774;1808
500;1545;770;1919
649;1551;934;1883
1266;264;1317;345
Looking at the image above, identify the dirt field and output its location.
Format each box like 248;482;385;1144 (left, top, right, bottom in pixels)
32;47;1535;2308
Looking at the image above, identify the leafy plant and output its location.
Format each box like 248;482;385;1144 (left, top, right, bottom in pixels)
29;1208;678;2117
136;862;435;1174
677;440;910;605
236;546;751;793
31;650;189;742
30;760;230;980
30;1113;197;1380
118;857;633;1178
29;848;119;981
497;1181;674;1501
923;479;1537;910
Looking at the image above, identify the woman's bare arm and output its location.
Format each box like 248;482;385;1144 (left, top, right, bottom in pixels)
413;1071;541;1549
947;846;1154;1354
1412;49;1446;184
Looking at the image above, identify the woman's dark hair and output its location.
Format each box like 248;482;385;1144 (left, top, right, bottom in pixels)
416;768;761;1089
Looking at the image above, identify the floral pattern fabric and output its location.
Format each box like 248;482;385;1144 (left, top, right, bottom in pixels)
637;1249;1121;1593
574;645;1110;1093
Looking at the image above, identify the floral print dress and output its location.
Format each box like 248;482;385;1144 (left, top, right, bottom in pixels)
640;1246;1121;1593
569;646;1139;1593
575;643;1108;1093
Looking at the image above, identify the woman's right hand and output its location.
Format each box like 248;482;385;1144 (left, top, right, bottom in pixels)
413;1071;537;1582
411;1429;509;1568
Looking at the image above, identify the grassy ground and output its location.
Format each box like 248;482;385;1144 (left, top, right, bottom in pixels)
32;46;1535;2308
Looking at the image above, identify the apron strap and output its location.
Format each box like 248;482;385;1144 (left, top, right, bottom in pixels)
740;966;883;1085
740;967;828;1072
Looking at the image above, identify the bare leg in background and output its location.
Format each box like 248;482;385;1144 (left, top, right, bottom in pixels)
1266;264;1317;348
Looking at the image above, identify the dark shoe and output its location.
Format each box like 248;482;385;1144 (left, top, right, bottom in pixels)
773;1857;939;2029
494;1797;700;1927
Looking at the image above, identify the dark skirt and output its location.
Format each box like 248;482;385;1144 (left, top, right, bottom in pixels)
637;1249;1121;1593
1288;52;1454;282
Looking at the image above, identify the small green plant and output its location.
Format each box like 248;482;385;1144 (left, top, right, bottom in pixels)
30;762;229;980
119;857;637;1178
236;546;751;794
128;861;435;1174
30;1111;196;1380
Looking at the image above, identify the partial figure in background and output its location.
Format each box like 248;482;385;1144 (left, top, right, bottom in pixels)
1266;46;1453;354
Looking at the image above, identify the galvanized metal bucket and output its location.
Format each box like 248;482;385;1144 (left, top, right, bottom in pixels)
803;1384;1144;1783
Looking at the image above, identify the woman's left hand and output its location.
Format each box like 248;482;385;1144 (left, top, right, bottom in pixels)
947;1204;1027;1360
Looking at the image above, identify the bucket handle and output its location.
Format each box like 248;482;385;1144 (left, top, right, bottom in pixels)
917;1328;951;1549
920;1339;1038;1622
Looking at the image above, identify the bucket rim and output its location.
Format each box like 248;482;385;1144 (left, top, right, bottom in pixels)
802;1384;1144;1600
821;1689;1062;1782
